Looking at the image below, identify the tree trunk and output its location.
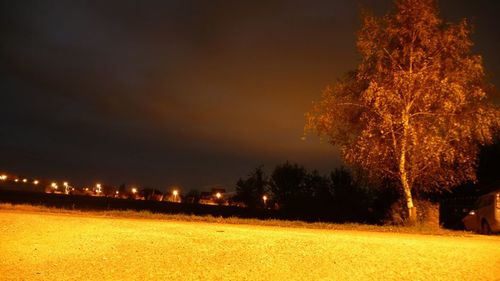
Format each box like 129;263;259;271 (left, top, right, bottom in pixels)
400;113;417;224
402;175;417;224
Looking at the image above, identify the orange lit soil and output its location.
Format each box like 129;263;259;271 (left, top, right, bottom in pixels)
0;210;499;281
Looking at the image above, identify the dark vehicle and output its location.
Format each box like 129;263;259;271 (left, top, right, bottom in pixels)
462;190;500;234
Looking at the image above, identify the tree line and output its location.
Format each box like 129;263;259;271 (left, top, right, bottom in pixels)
234;162;400;224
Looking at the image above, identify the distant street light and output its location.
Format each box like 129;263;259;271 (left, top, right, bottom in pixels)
0;175;7;180
216;192;222;199
131;188;137;194
51;182;58;190
263;195;268;205
96;183;102;193
33;180;39;185
14;179;19;182
22;178;27;183
172;189;179;202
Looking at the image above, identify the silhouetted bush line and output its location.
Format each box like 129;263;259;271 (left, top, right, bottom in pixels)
0;187;398;224
0;188;479;230
0;190;278;220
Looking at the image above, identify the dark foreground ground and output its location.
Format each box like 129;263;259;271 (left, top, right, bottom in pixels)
1;209;499;281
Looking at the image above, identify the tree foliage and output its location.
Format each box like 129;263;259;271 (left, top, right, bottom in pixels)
239;163;385;223
234;166;267;208
269;162;309;210
306;0;500;222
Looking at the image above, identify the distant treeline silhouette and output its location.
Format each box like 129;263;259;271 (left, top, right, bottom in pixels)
234;162;400;224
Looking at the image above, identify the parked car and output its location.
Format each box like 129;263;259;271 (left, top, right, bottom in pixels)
462;190;500;234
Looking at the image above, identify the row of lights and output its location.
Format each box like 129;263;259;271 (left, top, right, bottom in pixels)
2;173;190;203
2;175;127;194
2;173;268;203
3;173;195;197
213;192;267;203
1;175;108;195
82;183;137;195
212;192;268;206
1;174;40;185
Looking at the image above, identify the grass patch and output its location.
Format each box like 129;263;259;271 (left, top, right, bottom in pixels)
0;203;472;236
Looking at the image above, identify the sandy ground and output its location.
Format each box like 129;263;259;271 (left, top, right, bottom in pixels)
0;210;499;281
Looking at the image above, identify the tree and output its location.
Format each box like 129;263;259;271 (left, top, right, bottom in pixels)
306;170;331;201
329;167;374;222
306;0;500;223
234;166;267;208
477;140;500;189
270;162;309;210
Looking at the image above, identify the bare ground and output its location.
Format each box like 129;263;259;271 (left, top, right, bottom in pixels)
0;210;499;281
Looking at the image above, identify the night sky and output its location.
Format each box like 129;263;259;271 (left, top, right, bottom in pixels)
1;0;499;191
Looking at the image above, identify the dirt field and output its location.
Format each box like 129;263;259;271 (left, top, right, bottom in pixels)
0;210;499;281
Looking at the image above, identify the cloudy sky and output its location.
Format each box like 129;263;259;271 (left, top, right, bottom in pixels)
1;0;499;191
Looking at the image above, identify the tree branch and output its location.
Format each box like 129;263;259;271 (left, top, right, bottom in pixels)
383;48;404;71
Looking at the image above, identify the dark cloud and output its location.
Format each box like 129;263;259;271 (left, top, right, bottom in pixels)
1;0;498;190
